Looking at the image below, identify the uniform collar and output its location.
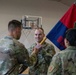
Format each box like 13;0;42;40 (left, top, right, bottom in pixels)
66;46;76;51
4;36;13;39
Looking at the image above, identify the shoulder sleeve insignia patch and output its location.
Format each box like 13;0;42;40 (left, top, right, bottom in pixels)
48;65;54;72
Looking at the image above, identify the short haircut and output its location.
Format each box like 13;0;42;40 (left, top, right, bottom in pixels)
8;20;22;31
35;27;44;33
65;28;76;46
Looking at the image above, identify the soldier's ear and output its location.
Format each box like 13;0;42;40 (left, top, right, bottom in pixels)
64;38;69;47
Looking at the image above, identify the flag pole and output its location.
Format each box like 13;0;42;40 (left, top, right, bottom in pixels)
40;37;47;44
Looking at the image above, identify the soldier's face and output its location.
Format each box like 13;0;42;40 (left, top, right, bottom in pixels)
13;27;22;40
34;29;45;43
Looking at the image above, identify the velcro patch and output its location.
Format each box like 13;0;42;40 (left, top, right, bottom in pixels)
48;65;54;72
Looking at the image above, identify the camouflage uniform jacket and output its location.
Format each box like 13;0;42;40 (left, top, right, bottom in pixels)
47;46;76;75
28;42;55;75
0;36;37;75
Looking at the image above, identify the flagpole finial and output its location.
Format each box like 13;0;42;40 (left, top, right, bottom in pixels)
74;22;76;28
74;2;76;5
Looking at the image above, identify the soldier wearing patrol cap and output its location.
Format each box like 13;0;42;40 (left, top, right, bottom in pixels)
47;28;76;75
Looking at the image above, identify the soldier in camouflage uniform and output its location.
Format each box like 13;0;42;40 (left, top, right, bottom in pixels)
0;20;39;75
47;28;76;75
28;27;55;75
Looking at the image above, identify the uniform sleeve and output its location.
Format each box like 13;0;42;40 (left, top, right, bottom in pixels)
46;44;56;57
29;52;37;66
10;40;37;67
42;44;56;66
47;53;61;75
27;44;37;66
13;43;37;73
16;43;37;66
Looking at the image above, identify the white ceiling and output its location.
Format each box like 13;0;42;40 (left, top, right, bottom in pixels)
49;0;76;6
0;0;76;6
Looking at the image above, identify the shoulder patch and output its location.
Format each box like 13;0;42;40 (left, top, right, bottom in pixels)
48;65;54;72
